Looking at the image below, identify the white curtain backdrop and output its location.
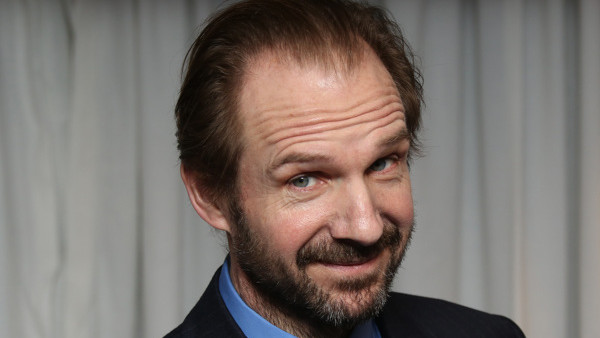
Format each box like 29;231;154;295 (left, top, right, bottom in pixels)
1;0;598;337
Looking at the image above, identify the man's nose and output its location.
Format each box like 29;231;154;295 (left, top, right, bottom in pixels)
330;178;384;246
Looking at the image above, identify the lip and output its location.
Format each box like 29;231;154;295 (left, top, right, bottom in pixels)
320;255;378;267
311;251;385;276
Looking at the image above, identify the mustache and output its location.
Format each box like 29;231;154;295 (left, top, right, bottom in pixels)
296;222;402;268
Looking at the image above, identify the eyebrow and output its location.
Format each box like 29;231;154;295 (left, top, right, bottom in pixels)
268;152;333;174
377;127;410;149
268;128;410;173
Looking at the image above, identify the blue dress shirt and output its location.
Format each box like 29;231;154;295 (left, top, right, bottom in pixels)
219;258;382;338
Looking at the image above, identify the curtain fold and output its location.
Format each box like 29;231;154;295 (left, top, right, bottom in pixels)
579;1;600;337
1;0;598;337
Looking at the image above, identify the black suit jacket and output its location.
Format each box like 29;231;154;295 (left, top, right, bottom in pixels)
165;267;525;337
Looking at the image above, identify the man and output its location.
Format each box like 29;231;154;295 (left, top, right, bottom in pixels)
167;0;525;337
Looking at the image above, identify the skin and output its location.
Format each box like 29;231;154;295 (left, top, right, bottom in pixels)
182;47;414;337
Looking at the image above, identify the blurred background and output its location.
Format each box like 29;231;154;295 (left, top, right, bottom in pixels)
1;0;598;337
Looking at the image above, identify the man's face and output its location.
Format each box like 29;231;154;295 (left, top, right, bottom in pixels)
229;49;414;326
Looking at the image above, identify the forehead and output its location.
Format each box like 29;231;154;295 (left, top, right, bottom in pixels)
237;48;405;158
240;47;391;110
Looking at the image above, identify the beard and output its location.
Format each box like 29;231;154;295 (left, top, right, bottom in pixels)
229;201;413;329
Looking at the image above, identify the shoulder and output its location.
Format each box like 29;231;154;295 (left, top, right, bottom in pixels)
164;267;245;338
376;292;525;337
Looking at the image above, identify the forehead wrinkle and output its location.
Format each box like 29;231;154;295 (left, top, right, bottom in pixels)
266;101;403;147
253;85;399;128
267;110;406;171
267;105;402;148
253;94;403;148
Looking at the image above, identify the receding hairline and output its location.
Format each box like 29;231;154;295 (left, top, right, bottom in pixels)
233;42;388;148
238;39;377;99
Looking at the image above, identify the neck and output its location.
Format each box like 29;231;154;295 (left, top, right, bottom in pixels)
228;257;354;338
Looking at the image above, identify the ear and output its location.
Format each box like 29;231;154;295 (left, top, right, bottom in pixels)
180;165;232;233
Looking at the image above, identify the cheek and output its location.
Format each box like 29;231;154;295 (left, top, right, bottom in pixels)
396;190;414;217
237;151;331;257
243;196;329;256
377;183;414;225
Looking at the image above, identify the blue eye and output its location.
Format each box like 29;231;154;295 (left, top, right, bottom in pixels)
369;158;392;172
290;175;315;188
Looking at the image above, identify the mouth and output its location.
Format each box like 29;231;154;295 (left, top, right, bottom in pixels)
309;250;387;278
317;251;380;267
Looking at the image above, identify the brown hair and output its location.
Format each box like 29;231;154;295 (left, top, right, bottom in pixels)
176;0;423;210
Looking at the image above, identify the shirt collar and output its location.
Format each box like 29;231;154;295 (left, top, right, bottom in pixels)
219;258;382;338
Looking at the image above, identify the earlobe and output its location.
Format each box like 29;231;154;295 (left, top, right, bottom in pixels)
180;165;232;233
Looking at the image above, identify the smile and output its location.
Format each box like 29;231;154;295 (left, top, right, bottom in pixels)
318;251;380;266
310;250;388;277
